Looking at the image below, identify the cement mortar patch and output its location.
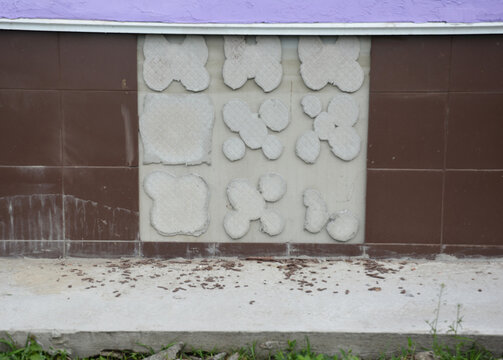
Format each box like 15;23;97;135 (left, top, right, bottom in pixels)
138;36;370;244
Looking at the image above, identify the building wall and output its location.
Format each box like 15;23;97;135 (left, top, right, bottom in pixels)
1;0;502;23
0;31;502;258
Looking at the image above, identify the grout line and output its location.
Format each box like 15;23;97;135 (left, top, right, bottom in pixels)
0;165;139;169
0;88;138;92
370;90;503;95
367;168;444;172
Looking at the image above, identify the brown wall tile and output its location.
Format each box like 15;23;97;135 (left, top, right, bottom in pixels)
0;167;62;240
442;245;503;258
63;167;138;240
365;244;441;259
0;31;59;89
365;170;443;244
142;242;217;259
370;36;451;92
216;242;288;258
0;90;62;166
62;91;138;166
0;240;64;258
446;93;503;169
59;33;137;90
368;93;446;169
450;35;503;92
67;241;137;257
289;244;362;257
443;171;503;245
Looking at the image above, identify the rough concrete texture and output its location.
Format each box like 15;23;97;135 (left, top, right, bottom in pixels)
140;93;214;165
223;36;283;93
299;36;364;92
144;172;210;237
139;36;370;244
143;35;210;92
1;258;502;357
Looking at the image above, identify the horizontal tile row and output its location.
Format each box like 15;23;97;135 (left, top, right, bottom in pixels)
0;167;139;241
370;35;503;92
2;241;502;259
368;92;503;170
0;90;138;166
365;170;503;246
0;32;137;91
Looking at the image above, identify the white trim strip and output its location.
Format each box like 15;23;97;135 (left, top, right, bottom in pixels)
1;18;503;35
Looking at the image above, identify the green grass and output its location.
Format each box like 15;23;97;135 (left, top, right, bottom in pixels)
0;334;499;360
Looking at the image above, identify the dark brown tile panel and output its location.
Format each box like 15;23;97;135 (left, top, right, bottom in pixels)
59;33;137;90
442;245;503;258
365;244;441;259
0;90;61;166
443;171;503;245
370;36;451;92
142;242;217;259
368;93;446;169
0;31;59;89
67;241;137;257
0;167;63;240
289;243;363;257
0;241;64;258
63;167;138;240
62;91;138;166
446;93;503;169
216;242;288;258
365;170;443;244
450;35;503;92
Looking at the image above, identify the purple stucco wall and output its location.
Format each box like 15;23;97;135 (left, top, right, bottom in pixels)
1;0;503;24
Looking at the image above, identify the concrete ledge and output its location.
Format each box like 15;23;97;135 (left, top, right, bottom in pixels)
1;258;502;357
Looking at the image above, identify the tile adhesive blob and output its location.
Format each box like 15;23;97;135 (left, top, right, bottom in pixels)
144;171;210;236
143;35;210;92
224;173;287;239
222;99;289;161
140;94;214;165
223;36;283;92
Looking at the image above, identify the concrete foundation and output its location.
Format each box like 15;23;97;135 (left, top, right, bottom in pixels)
1;257;502;357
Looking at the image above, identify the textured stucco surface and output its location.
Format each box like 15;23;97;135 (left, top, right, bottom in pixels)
1;0;502;24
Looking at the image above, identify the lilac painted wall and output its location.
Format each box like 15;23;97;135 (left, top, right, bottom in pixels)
1;0;502;24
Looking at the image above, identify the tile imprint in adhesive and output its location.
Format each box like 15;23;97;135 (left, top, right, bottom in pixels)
303;188;359;242
222;99;289;161
224;174;286;239
299;36;364;92
296;94;361;163
143;35;210;92
144;171;210;237
223;36;283;92
140;93;214;165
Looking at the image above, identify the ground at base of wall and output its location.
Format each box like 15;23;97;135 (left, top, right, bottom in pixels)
1;258;502;357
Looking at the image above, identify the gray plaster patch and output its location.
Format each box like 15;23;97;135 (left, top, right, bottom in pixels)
258;173;287;202
223;36;283;92
143;35;210;92
140;93;214;165
298;36;364;92
224;175;286;239
295;130;321;164
144;171;210;237
326;210;359;242
222;99;289;160
303;188;329;233
298;94;361;163
223;137;246;161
